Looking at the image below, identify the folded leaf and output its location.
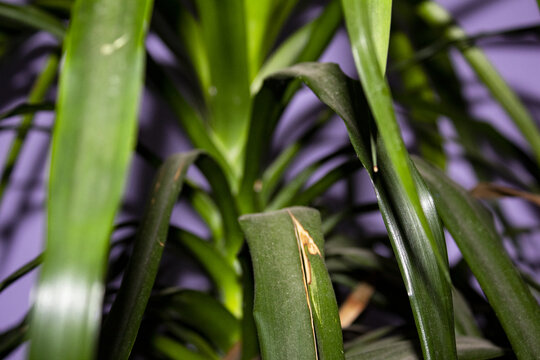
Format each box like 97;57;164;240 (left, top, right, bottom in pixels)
239;207;344;360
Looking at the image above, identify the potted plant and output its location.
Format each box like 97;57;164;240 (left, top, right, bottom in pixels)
0;0;539;359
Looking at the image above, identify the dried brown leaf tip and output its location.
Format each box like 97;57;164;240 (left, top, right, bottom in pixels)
288;210;322;286
288;210;320;358
289;212;322;257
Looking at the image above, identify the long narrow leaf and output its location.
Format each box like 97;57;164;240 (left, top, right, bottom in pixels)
0;254;42;293
0;53;58;201
417;1;540;166
267;62;456;359
28;0;154;358
251;0;342;93
196;155;244;260
100;152;198;360
244;0;299;80
341;0;451;287
0;102;55;122
195;0;251;168
0;2;65;40
389;31;445;168
146;57;233;181
415;157;540;359
169;227;242;317
0;317;28;358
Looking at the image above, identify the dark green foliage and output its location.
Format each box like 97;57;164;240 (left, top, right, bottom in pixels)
0;0;538;359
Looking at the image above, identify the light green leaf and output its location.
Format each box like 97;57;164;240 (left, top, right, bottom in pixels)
28;0;154;358
251;0;342;94
169;227;242;317
244;0;299;80
195;0;251;168
0;54;58;201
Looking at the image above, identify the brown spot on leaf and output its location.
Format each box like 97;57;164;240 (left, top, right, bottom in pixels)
174;164;184;181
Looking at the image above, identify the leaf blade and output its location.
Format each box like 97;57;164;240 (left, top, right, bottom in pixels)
100;152;198;360
28;0;154;358
239;207;344;360
415;157;540;359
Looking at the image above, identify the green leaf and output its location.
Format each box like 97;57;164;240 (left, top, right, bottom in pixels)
238;76;290;213
0;317;28;358
266;146;351;211
266;62;456;359
176;8;211;96
239;207;344;360
345;336;504;360
244;0;299;80
196;155;244;260
0;2;65;40
146;57;236;185
260;109;333;205
389;31;445;169
415;157;540;359
0;53;58;201
417;1;540;166
0;102;55;121
28;0;154;358
239;251;259;360
341;0;451;288
169;227;242;317
154;336;209;360
164;322;220;360
0;254;42;293
99;151;198;360
155;290;240;353
375;148;456;359
452;288;482;337
184;183;224;243
291;159;359;206
251;0;342;94
195;0;251;167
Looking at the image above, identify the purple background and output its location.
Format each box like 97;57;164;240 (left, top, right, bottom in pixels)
1;0;539;359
